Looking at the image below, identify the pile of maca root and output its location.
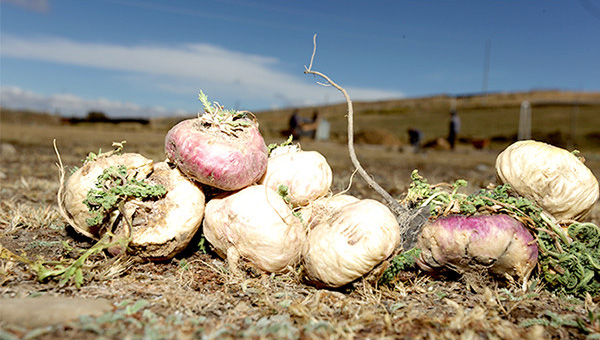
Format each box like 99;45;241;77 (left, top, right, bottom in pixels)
58;92;600;292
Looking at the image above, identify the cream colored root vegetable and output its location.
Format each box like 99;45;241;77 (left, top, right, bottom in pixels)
115;162;205;260
303;199;401;288
260;146;332;206
495;140;599;221
58;153;153;239
299;194;359;230
202;185;304;274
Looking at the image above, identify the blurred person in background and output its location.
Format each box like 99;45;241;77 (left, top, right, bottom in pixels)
448;109;460;149
289;109;321;140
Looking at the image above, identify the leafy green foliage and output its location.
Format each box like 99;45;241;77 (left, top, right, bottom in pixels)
383;170;600;298
519;311;579;328
198;90;242;118
197;91;252;135
267;135;294;154
83;149;101;164
31;233;129;288
0;232;132;288
82;141;126;165
84;165;166;227
538;222;600;297
198;91;215;114
404;170;541;219
378;248;421;285
26;152;168;288
277;184;291;205
197;236;209;254
276;184;302;220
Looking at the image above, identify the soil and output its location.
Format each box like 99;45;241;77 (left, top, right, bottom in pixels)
1;119;599;340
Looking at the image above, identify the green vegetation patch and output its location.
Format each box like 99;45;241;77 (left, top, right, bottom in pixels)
84;165;166;227
381;170;600;298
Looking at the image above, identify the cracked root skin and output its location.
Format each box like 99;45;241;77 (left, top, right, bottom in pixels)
302;199;401;288
202;185;304;274
120;162;206;260
58;153;154;239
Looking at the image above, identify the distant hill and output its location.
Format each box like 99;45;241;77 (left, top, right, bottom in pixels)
3;89;598;124
138;90;600;133
254;90;600;147
0;108;63;125
3;90;600;151
256;89;600;119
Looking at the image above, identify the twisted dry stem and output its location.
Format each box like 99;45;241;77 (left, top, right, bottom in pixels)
303;35;426;243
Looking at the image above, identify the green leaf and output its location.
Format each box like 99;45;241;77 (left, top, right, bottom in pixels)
74;268;84;287
268;135;294;154
82;165;166;227
379;248;421;285
37;265;66;281
277;184;291;204
117;300;132;308
198;90;213;114
58;265;78;285
127;299;150;315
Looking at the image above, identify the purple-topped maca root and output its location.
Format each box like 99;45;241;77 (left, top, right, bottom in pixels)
416;214;538;280
165;118;268;191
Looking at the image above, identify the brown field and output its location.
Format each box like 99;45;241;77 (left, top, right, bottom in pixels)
1;90;599;339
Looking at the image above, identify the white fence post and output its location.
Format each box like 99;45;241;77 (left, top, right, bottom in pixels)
518;100;531;140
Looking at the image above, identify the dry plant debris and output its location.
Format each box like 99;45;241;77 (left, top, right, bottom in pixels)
2;128;599;340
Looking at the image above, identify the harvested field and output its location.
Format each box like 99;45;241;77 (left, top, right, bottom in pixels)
1;94;600;339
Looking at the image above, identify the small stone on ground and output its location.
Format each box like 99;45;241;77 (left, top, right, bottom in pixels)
0;297;112;328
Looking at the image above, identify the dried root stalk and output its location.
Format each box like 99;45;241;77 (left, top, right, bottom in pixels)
303;34;427;245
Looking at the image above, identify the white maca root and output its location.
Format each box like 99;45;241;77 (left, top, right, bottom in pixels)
495;140;599;221
58;153;154;239
202;184;304;273
269;144;300;158
116;162;206;260
302;199;401;288
260;147;333;206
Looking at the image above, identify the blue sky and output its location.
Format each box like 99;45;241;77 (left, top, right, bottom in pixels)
1;0;599;118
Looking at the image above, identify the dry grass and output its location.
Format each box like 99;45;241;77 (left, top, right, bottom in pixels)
1;94;600;339
256;90;600;153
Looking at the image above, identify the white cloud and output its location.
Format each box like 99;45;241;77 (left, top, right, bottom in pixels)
0;86;186;118
0;33;404;114
3;0;49;13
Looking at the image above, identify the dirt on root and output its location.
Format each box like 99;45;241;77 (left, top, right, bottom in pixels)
1;120;599;340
